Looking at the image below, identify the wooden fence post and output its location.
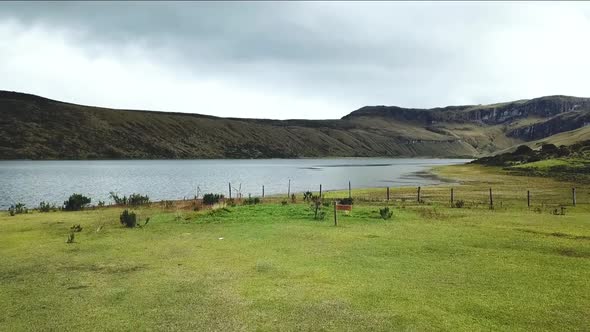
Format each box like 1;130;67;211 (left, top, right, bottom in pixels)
228;183;232;199
417;186;421;202
489;188;493;209
288;179;291;198
319;184;322;198
572;188;576;207
451;188;454;207
387;187;390;201
262;185;265;198
333;201;338;226
348;181;351;199
527;190;530;208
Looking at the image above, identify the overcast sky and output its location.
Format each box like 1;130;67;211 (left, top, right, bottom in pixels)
1;1;589;119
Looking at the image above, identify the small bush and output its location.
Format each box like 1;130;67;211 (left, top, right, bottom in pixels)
109;192;126;205
379;207;393;220
322;200;332;207
66;232;75;244
119;209;137;228
63;194;91;211
243;196;261;205
97;200;105;207
291;194;296;203
281;200;288;206
225;198;236;207
162;200;175;209
9;203;28;216
128;193;150;207
454;200;465;208
339;197;354;205
39;201;55;212
303;191;313;202
203;193;224;205
70;224;83;232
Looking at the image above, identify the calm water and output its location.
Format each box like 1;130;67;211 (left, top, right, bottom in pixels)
0;158;470;209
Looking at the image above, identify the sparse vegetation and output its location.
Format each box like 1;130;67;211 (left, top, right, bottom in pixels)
8;203;27;216
38;201;56;212
454;200;465;208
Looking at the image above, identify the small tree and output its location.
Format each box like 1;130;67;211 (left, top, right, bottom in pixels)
63;194;91;211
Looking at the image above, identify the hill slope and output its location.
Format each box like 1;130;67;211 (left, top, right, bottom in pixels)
1;91;589;159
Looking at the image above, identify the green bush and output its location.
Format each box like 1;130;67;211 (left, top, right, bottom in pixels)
39;201;56;212
70;224;83;232
303;191;313;202
243;196;261;205
63;194;91;211
119;209;137;228
203;193;224;205
128;193;150;206
454;200;465;208
109;192;149;206
281;200;288;206
8;203;27;216
339;197;354;205
379;207;393;220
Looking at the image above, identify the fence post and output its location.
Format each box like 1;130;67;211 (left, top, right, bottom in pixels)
451;188;454;207
319;184;322;198
387;187;390;201
527;190;530;208
333;201;338;226
417;186;421;202
288;179;291;198
262;185;265;198
228;183;232;199
572;187;576;207
489;188;493;209
348;181;351;199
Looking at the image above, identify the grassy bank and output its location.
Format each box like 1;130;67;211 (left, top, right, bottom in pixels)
1;164;589;331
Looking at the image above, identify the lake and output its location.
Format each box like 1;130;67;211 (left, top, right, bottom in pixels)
0;158;470;209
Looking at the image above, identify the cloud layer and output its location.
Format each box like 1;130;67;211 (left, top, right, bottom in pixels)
1;2;589;119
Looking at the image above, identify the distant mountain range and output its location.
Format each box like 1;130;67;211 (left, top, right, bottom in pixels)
1;90;589;160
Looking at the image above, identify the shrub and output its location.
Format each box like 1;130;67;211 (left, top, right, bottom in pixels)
513;145;533;155
379;207;393;220
203;193;224;205
8;203;28;216
291;194;296;203
311;199;326;220
243;196;261;205
225;199;236;207
303;191;313;202
119;209;137;228
70;224;83;232
128;193;150;206
39;201;55;212
110;192;150;206
454;200;465;208
109;192;126;205
281;200;288;206
63;194;91;211
66;232;75;244
97;200;105;207
339;197;354;205
162;200;175;209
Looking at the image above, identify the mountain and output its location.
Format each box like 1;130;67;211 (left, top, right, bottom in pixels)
1;90;589;160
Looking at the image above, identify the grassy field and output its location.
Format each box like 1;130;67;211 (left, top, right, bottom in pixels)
1;164;589;331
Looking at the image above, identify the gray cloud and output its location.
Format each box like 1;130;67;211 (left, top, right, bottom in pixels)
1;1;589;119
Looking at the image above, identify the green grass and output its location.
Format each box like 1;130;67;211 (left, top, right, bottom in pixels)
1;165;590;331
